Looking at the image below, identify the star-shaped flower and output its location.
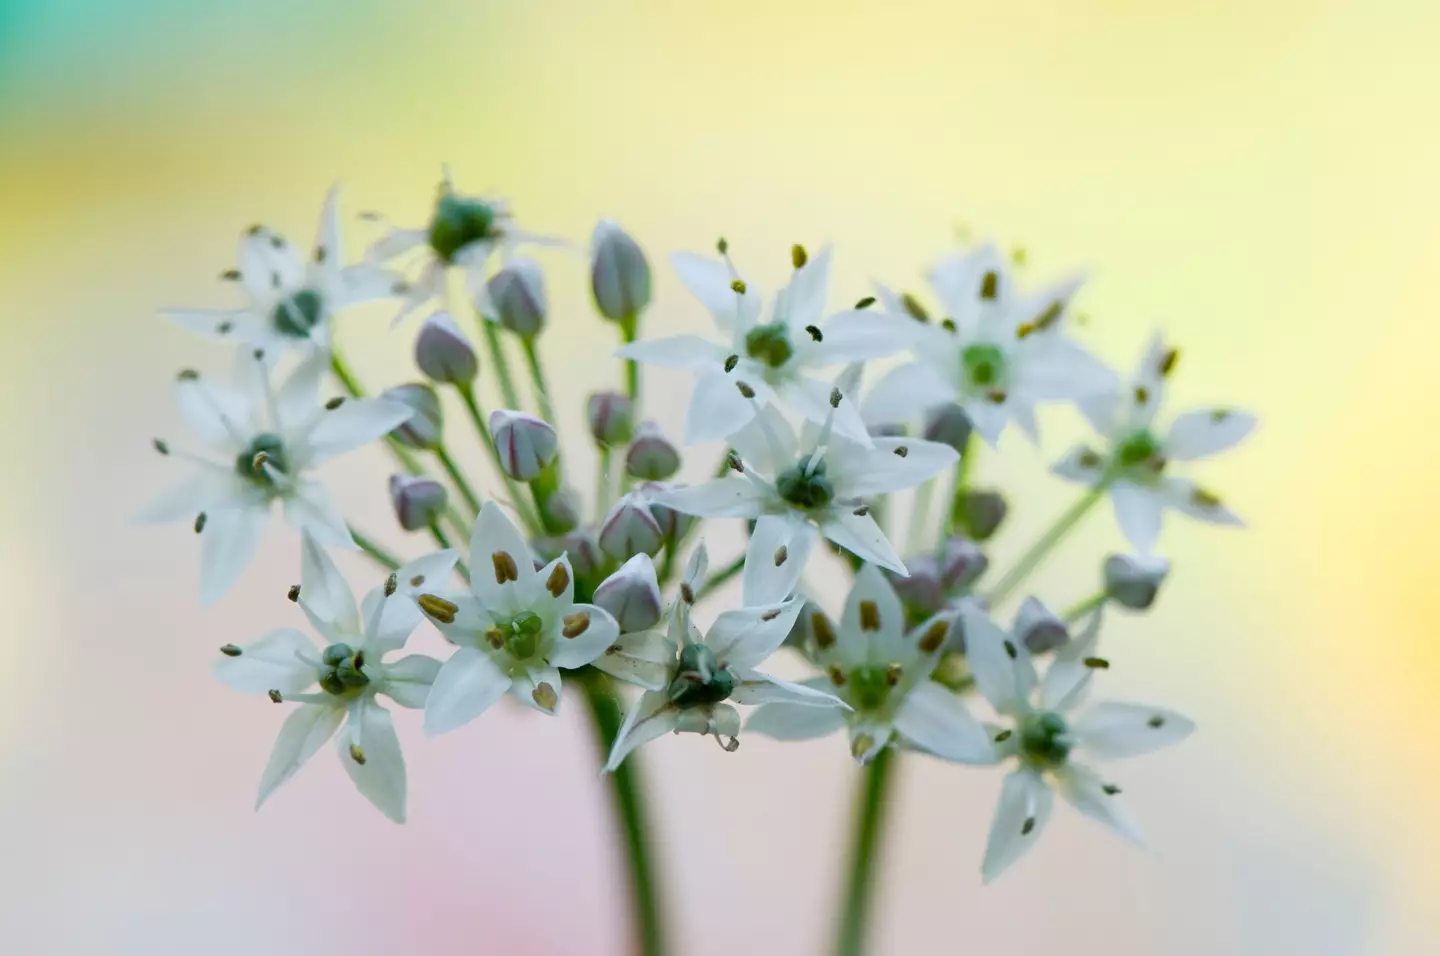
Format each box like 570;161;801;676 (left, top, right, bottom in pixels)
747;564;994;764
164;187;400;360
213;533;458;822
954;605;1195;882
862;243;1112;445
416;502;623;732
616;244;910;444
603;544;846;771
1052;332;1256;553
139;357;413;603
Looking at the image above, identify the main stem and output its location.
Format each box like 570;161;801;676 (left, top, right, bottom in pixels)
350;526;401;571
576;668;666;956
985;482;1110;606
835;747;896;956
481;321;524;410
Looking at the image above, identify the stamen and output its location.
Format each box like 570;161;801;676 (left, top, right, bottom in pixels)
220;268;241;281
485;627;505;649
219;644;242;657
562;612;591;638
716;237;728;254
900;293;929;321
1191;488;1222;510
1034;301;1063;328
735;381;756;399
712;732;740;753
410;575;425;587
1160;348;1179;376
217;321;233;335
287;585;301;602
418;594;458;623
1021;816;1036;835
827;664;847;685
724;354;739;373
1102;784;1122;795
854;296;875;309
532;681;558;711
177;369;199;382
153;438;170;455
315;246;327;263
884;664;902;686
325;397;345;410
269;234;285;250
986;388;1007;404
246;224;263;236
893;446;909;458
1015;322;1035;339
546;563;570;598
941;318;957;333
1211;408;1230;422
349;744;367;765
852;505;870;516
806;325;824;342
1147;715;1165;729
193;513;207;534
994;729;1013;742
812;613;837;649
1003;640;1017;659
1134;385;1149;404
384;573;398;597
979;272;999;300
726;451;744;473
773;546;788;567
858;600;881;632
268;689;283;703
829;387;842;408
917;619;948;653
492;551;519;584
680;582;696;604
730;279;747;295
791;244;808;269
1083;656;1110;669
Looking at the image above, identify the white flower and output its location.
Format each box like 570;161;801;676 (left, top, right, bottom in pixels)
747;565;994;764
416;502;622;732
1052;332;1256;553
590;553;687;692
616;244;911;444
603;543;847;771
138;357;413;603
164;187;400;360
213;533;457;822
955;605;1195;882
862;244;1112;445
654;388;958;604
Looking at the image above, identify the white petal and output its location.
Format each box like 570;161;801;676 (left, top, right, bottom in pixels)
283;483;354;549
725;404;799;475
298;530;360;637
549;604;621;669
275;357;326;432
778;376;871;445
1020;336;1116;402
809;311;913;364
838;564;905;662
366;228;429;263
339;700;407;823
1164;409;1256;460
1110;481;1166;554
729;671;845;707
388;261;445;329
199;503;270;605
861;362;953;427
359;588;423;655
615;334;726;369
164;308;266;343
213;628;316;695
604;691;677;772
980;768;1053;883
780;244;832;330
1162;477;1245;527
742;515;816;606
393;550;462;597
468;501;538;609
1050;443;1108;486
256;702;344;809
707;598;805;672
381;654;441;708
829;436;958;498
306;398;413;465
1072;701;1195;759
176;375;251;449
423;648;512;734
892;682;996;763
652;477;770;519
684;368;766;444
239;227;305;301
336;263;404;305
671;251;761;329
592;629;677;691
745;700;847;740
510;665;566;714
961;398;1010;448
818;511;905;574
959;605;1025;715
1039;609;1101;712
135;464;240;524
1054;762;1144;845
314;185;343;266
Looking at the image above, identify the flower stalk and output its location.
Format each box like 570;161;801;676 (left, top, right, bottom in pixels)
985;481;1110;606
835;746;896;956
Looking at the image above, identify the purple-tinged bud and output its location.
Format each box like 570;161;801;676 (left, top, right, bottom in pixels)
1014;597;1068;654
888;558;945;616
922;402;973;452
640;482;694;541
542;486;582;534
594;554;663;632
590;220;651;322
1104;553;1170;610
414;311;478;384
485;258;547;338
489;409;558;482
599;492;664;559
625;421;681;480
587;391;635;446
954;489;1008;541
389;474;448;531
538;528;606;580
938;536;988;591
383;383;443;450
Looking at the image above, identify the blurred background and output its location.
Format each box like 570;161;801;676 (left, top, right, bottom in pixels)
1;0;1435;953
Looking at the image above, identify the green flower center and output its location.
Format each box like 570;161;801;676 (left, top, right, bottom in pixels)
272;288;323;338
744;321;794;368
848;665;898;712
497;610;545;661
318;642;370;696
962;343;1005;388
428;194;499;264
1115;429;1164;470
235;433;287;487
1019;711;1071;768
668;643;734;708
776;458;834;510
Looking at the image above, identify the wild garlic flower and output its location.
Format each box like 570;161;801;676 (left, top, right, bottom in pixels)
416;502;622;733
747;565;994;764
213;534;457;822
863;244;1111;445
589;554;675;691
164;187;400;360
954;605;1195;882
617;244;910;444
1053;332;1256;553
604;544;847;771
140;357;413;603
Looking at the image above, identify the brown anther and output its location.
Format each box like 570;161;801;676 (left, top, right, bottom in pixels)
979;272;999;300
827;664;847;686
1160;348;1179;376
884;664;902;686
994;729;1013;742
1015;322;1036;339
220;268;241;281
715;733;740;753
941;318;958;333
1021;816;1036;836
217;321;234;335
546;563;571;598
893;445;909;458
726;450;744;473
1083;656;1110;669
219;644;242;657
829;387;842;408
410;575;425;587
1148;715;1166;729
153;438;170;455
730;279;747;294
348;744;366;765
724;354;739;373
1079;449;1103;469
269;234;284;249
773;545;788;566
315;246;327;263
485;627;505;649
324;397;345;410
812;613;837;649
246;224;263;236
716;237;729;254
900;292;929;321
177;369;200;381
605;643;622;655
1211;408;1231;423
986;388;1008;404
392;280;411;295
1034;301;1063;329
562;612;591;638
791;244;808;269
917;619;949;653
418;594;458;624
1102;784;1122;795
854;296;876;309
532;681;558;711
1003;640;1017;659
736;381;756;399
1134;385;1150;404
760;608;782;622
384;573;398;597
858;600;881;632
268;689;283;703
252;451;270;471
1011;247;1028;265
492;551;519;584
680;582;696;604
1191;488;1222;510
287;584;301;602
806;324;823;342
852;505;870;517
193;512;207;534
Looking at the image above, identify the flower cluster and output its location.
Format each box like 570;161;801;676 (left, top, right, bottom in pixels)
146;178;1253;899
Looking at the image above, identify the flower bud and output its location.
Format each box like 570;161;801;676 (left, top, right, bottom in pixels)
923;402;973;452
389;474;448;531
641;482;694;542
414;311;478;384
536;528;606;580
938;536;988;591
954;489;1008;541
383;383;443;450
541;486;582;534
587;391;635;446
594;554;663;632
1104;553;1170;610
1014;597;1068;654
888;558;945;616
625;421;681;480
485;258;547;338
599;492;664;559
590;220;651;322
489;409;558;481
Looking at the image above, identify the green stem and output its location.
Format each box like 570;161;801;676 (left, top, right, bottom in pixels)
696;554;745;600
433;445;482;516
620;313;640;405
576;668;666;956
455;384;542;535
481;321;523;411
521;337;556;425
596;444;614;514
835;747;896;956
905;478;935;557
1061;592;1107;624
349;527;401;571
944;433;977;539
329;351;424;476
985;482;1110;607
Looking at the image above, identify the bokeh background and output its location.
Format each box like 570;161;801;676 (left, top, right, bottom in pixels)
2;0;1435;953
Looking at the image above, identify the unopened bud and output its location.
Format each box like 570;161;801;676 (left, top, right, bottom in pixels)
590;220;651;322
938;536;988;591
587;391;635;446
594;553;664;632
1104;553;1170;610
489;409;558;481
889;558;945;616
599;492;664;559
641;482;694;542
485;258;547;338
625;421;681;480
1014;597;1068;654
954;489;1008;541
389;474;448;531
383;383;443;450
541;486;582;534
414;311;478;383
922;402;973;452
557;528;606;579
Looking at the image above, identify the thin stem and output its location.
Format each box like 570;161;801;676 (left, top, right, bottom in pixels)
1061;592;1107;624
433;445;482;516
834;746;896;956
620;313;640;405
455;384;543;535
597;445;614;515
985;482;1110;606
481;321;524;411
329;351;424;476
944;433;977;539
521;337;556;425
696;554;745;600
349;527;401;571
576;668;666;956
905;478;935;556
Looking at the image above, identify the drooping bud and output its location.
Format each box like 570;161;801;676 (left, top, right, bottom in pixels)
541;486;582;534
954;489;1008;541
1103;553;1171;610
389;474;449;531
414;311;478;384
383;383;443;450
485;258;547;338
587;391;635;446
594;554;664;632
590;220;652;322
922;402;973;452
624;421;681;480
489;409;558;482
938;536;988;591
641;482;694;542
599;492;664;559
1014;597;1068;654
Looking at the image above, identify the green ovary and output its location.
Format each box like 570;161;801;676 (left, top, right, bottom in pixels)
235;433;287;487
744;322;794;368
1019;711;1071;768
668;643;734;708
962;343;1005;389
272;289;323;338
1115;429;1164;470
775;458;834;510
318;643;370;696
428;194;498;263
